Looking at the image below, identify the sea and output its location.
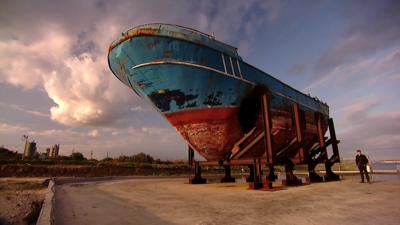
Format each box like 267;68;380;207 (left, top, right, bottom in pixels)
370;161;400;170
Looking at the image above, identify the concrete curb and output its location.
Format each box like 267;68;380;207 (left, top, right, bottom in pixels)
36;179;55;225
294;170;399;175
53;175;189;185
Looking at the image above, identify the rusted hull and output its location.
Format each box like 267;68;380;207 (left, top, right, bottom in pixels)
165;107;242;161
108;24;330;163
165;106;327;162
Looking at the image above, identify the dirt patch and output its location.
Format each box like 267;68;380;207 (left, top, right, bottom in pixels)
0;178;47;225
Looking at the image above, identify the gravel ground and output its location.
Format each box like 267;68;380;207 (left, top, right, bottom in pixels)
0;178;47;225
54;175;400;225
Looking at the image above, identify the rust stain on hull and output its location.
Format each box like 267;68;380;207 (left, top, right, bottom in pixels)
165;106;327;162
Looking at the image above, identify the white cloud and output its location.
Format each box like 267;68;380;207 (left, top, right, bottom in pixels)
0;102;49;118
0;28;68;89
0;25;134;126
306;48;400;92
0;121;29;133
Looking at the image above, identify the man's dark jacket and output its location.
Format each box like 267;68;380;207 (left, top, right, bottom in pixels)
355;154;368;169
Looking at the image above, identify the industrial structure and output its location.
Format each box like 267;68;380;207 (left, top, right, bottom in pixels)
45;144;59;158
108;23;341;189
23;135;37;159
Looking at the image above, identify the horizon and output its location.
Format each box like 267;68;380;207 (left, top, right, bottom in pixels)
2;144;399;162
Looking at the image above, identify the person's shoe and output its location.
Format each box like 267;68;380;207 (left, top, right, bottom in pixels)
360;181;364;183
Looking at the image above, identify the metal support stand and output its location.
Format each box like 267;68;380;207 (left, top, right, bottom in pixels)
248;158;264;189
190;161;207;184
221;165;236;183
308;169;324;182
260;93;276;187
308;115;341;182
261;93;274;166
293;103;305;163
267;165;277;182
307;113;326;182
188;146;194;167
186;87;341;189
283;160;302;186
324;118;340;181
246;165;254;182
307;147;324;182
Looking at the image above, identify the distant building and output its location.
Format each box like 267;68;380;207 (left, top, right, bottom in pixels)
23;140;37;159
50;144;60;158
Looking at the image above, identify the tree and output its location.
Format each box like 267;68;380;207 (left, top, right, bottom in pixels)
133;152;154;163
70;152;86;161
101;157;113;162
118;155;130;162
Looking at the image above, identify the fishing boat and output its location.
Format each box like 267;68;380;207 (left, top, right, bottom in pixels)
108;24;338;181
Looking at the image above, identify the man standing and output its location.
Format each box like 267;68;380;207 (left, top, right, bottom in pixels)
355;149;370;183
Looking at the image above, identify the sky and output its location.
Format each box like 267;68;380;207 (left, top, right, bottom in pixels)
0;0;399;160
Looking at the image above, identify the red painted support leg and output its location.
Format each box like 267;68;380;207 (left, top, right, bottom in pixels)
248;158;264;189
308;113;326;182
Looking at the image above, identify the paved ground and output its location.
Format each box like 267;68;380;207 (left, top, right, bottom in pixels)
54;175;400;225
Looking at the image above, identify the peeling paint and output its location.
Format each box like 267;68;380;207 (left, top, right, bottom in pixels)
149;89;198;112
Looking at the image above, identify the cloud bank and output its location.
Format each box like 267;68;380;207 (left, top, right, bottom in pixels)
0;0;279;127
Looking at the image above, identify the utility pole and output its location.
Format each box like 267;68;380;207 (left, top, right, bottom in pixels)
90;150;93;160
22;135;28;160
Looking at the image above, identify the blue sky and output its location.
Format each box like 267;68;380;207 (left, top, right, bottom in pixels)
0;0;399;160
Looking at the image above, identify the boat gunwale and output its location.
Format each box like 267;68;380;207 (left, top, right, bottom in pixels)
109;23;238;56
130;60;329;115
107;23;329;114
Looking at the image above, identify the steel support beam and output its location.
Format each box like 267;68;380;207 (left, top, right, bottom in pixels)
248;158;264;189
283;159;302;186
189;161;207;184
221;165;236;183
261;93;274;165
324;118;340;181
316;113;328;161
328;118;340;161
293;103;305;163
307;113;326;182
261;92;277;183
246;165;255;182
188;145;194;167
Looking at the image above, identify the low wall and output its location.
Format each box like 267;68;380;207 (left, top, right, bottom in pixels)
36;179;55;225
0;165;192;177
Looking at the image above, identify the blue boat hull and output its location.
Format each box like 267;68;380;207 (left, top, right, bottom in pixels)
108;24;329;162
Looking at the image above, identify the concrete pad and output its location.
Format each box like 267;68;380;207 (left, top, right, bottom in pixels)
54;176;400;225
